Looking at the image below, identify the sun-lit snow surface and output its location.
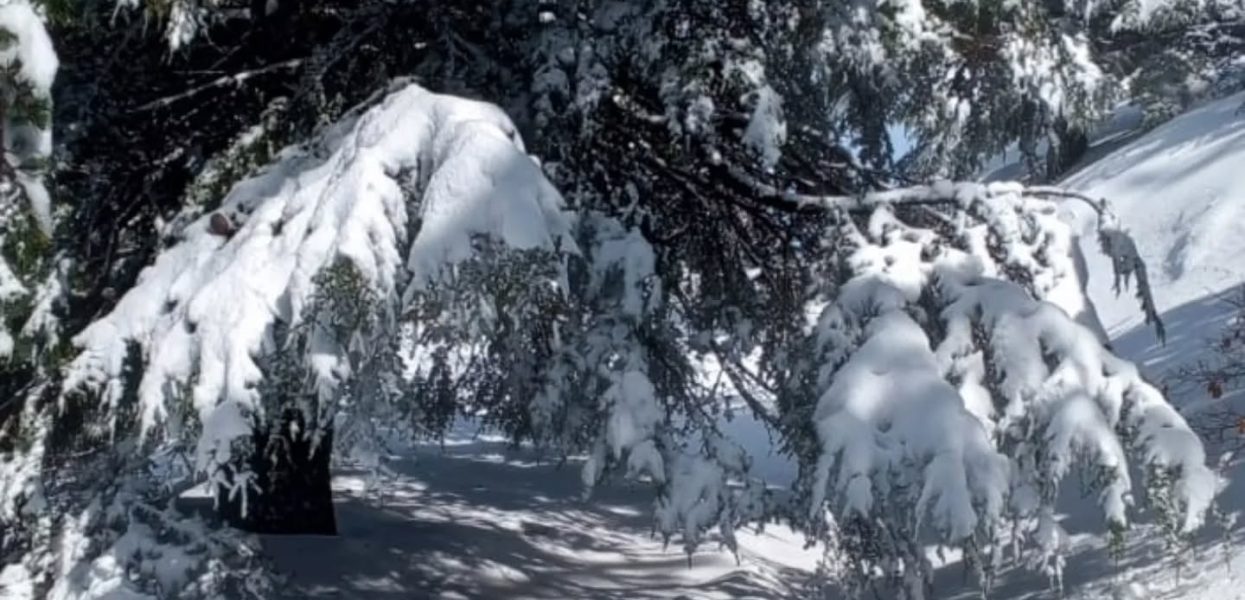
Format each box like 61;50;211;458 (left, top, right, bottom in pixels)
1065;92;1245;353
801;186;1214;597
43;86;1245;600
64;82;573;497
1040;88;1245;600
264;423;820;600
261;141;1230;599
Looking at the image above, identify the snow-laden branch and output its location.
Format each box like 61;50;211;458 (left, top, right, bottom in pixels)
728;167;1165;341
802;199;1212;596
0;0;58;362
128;58;304;113
64;83;574;485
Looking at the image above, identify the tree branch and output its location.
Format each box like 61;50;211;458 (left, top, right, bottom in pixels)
128;58;304;113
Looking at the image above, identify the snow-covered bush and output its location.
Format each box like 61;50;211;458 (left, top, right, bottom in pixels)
777;184;1213;598
62;81;576;527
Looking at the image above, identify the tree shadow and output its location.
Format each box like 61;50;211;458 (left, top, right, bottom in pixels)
1065;92;1245;191
262;437;808;599
1112;290;1237;390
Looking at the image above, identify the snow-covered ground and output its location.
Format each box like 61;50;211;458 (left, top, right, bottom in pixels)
263;92;1245;599
1054;89;1245;600
1067;92;1245;353
263;424;818;599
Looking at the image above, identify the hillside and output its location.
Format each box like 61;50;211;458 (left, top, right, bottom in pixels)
1066;92;1245;409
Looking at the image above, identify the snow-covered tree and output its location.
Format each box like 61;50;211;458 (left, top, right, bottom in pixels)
0;0;57;390
0;1;1228;598
1101;0;1245;125
1;0;59;544
773;184;1208;597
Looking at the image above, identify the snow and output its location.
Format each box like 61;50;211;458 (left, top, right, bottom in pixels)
64;83;573;505
247;86;1238;600
742;84;786;168
792;176;1213;596
29;69;1245;600
0;0;58;94
0;0;57;234
1064;90;1245;344
263;423;819;600
7;74;1208;599
997;89;1245;600
601;370;663;479
811;307;1008;539
585;221;656;320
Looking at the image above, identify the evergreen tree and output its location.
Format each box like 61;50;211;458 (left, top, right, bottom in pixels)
0;1;1231;598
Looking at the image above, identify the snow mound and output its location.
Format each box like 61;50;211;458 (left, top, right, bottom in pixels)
64;83;573;488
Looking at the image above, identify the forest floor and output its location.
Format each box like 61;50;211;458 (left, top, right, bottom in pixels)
264;91;1245;599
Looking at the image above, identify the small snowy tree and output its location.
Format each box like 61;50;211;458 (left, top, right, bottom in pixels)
0;0;57;386
0;0;59;586
768;184;1212;598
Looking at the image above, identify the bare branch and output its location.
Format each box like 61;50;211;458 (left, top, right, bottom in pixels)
128;58;304;113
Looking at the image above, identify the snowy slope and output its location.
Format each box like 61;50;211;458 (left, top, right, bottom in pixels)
1053;91;1245;600
263;420;820;600
1066;91;1245;371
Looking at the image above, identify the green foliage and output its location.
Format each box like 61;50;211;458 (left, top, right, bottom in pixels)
1;3;1224;597
401;240;567;440
34;0;81;26
313;258;379;342
1;70;52;132
1;208;49;279
1145;464;1194;551
183;105;286;216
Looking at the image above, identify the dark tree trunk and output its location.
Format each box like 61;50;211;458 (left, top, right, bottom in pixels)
1045;119;1089;182
218;412;337;535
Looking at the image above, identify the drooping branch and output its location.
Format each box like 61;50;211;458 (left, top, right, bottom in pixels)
724;167;1166;341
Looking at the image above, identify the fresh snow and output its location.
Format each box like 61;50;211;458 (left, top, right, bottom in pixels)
0;0;57;361
1066;90;1245;351
1053;88;1245;599
64;82;573;506
263;420;819;600
19;78;1245;600
0;0;56;234
258;91;1245;599
0;0;57;94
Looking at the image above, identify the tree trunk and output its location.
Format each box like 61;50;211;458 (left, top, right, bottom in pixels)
217;412;337;535
1045;119;1089;182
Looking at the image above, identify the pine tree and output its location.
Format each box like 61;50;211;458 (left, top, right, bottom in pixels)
1100;0;1245;126
0;1;1229;598
0;0;57;411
